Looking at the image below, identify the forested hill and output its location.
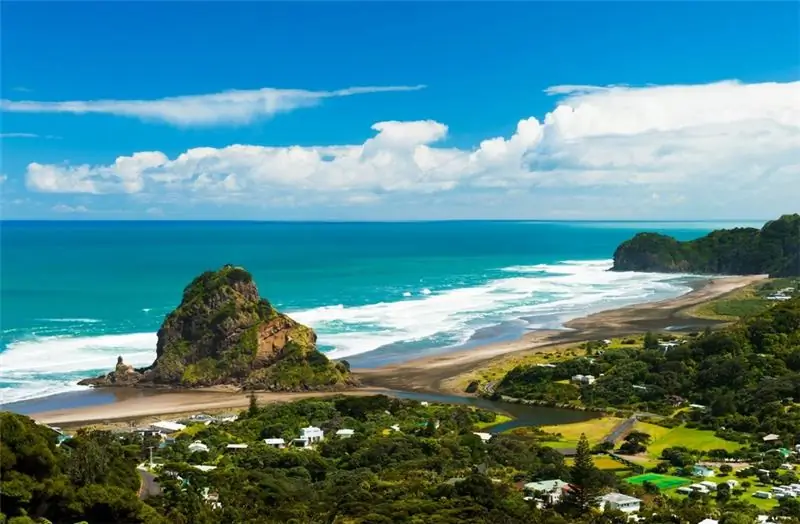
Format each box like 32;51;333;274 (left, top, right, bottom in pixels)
611;214;800;276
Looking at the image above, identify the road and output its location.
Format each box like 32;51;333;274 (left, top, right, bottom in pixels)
137;467;162;499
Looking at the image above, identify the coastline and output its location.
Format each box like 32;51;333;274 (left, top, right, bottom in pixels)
14;274;765;427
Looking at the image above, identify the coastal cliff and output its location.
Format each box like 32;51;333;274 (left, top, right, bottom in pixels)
612;214;800;277
80;265;356;391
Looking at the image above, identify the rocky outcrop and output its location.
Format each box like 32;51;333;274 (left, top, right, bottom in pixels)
80;265;356;391
612;214;800;277
78;356;144;387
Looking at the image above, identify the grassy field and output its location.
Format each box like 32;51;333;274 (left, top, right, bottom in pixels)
473;414;513;430
536;417;625;447
626;473;690;489
684;278;798;321
664;471;778;511
645;426;742;457
446;337;644;393
566;455;630;471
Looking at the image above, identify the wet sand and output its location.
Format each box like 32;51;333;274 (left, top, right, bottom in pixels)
23;274;765;427
356;274;766;393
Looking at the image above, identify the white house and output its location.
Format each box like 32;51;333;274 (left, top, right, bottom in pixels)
599;492;641;513
699;481;717;491
188;441;209;453
151;421;186;434
226;443;248;450
336;429;355;439
523;479;569;505
292;426;324;448
753;491;772;499
473;432;492;443
698;519;719;524
264;438;286;448
692;465;715;477
571;374;596;385
389;424;401;432
301;426;324;443
193;465;217;472
726;480;738;488
763;434;780;442
690;483;710;494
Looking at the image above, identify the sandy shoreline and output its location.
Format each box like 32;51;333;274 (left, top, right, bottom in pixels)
19;274;765;427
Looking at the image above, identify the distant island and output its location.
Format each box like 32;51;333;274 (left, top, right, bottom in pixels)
80;264;356;391
612;214;800;277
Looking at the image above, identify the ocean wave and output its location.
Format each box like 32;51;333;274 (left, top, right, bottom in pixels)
0;332;157;404
37;318;102;323
292;259;692;360
1;258;693;403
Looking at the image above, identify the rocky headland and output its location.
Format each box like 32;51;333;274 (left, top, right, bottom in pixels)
612;213;799;277
80;265;357;391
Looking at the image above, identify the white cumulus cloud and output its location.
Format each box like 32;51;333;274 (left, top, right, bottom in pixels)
51;204;88;213
1;84;426;127
22;80;800;218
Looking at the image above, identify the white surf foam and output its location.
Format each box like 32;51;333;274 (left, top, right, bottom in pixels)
1;258;693;403
291;259;692;360
37;318;102;323
0;333;157;404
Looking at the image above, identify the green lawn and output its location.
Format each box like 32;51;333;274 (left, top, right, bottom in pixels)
539;417;625;445
645;426;741;458
566;455;631;471
664;472;778;511
473;414;512;430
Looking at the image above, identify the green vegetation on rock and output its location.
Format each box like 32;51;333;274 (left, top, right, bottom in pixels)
80;264;355;391
612;214;800;276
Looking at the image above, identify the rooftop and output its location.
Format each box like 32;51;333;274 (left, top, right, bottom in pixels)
601;492;641;504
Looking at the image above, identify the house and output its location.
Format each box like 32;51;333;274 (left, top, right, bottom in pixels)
225;443;248;451
420;401;429;407
150;421;187;434
753;491;772;499
523;479;569;505
763;433;780;442
188;441;209;453
725;480;738;488
690;483;710;494
336;429;355;439
292;426;324;448
193;465;217;472
699;481;717;491
659;341;679;351
632;385;648;391
599;492;641;513
537;363;557;368
698;520;719;524
389;424;401;432
689;404;707;411
264;438;286;448
676;487;693;495
571;374;596;385
692;465;715;477
473;432;492;443
218;415;238;423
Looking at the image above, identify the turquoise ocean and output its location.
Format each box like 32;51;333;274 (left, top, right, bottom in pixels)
0;220;764;405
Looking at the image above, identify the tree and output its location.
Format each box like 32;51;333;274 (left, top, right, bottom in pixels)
643;332;660;351
719;464;733;475
248;391;259;417
564;433;602;513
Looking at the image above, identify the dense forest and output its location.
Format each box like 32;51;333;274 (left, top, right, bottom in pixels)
5;392;800;522
495;297;800;439
612;214;800;276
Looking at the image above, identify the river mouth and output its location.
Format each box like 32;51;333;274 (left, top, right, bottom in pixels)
384;390;601;432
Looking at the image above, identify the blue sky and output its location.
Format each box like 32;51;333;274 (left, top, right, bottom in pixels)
2;2;798;220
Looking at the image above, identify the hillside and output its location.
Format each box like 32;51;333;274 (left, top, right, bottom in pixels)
80;265;355;391
611;214;800;276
